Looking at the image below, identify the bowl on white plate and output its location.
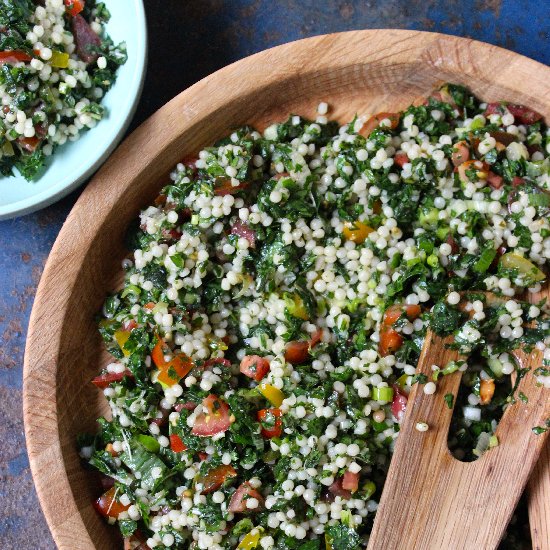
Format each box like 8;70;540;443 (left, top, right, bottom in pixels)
0;0;147;220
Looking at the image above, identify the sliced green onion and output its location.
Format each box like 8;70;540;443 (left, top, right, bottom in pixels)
363;480;376;499
433;360;463;381
169;254;184;268
528;192;550;207
121;284;141;298
340;510;355;528
136;434;160;453
152;301;168;314
487;357;504;378
470;117;485;130
473;245;496;273
372;386;394;403
427;254;439;268
499;253;546;283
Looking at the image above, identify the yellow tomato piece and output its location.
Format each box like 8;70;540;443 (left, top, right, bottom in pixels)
499;253;546;282
457;160;488;183
3;141;14;156
50;50;69;68
258;383;284;407
342;221;374;244
237;528;263;549
396;373;409;389
479;378;495;405
114;330;131;356
284;293;309;320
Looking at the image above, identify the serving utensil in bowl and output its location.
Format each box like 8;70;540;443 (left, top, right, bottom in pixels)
24;30;550;549
368;291;550;549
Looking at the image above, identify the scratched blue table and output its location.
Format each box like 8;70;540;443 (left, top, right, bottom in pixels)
1;1;549;547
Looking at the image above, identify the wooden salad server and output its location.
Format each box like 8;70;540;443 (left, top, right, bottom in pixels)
367;291;550;550
529;439;550;550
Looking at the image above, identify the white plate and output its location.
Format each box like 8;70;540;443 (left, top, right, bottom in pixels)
0;0;147;220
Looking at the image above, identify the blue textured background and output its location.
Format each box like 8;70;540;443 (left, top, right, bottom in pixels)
0;1;548;547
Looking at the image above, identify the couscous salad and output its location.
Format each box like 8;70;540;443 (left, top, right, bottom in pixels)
80;84;550;549
0;0;126;180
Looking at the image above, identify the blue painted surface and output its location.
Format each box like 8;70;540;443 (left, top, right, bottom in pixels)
0;1;548;547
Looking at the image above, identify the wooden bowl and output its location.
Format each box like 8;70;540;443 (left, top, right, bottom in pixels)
24;30;550;549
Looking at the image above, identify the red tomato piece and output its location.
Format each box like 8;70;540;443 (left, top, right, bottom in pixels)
191;394;232;437
198;451;208;461
181;155;198;171
489;130;516;146
93;487;130;519
197;465;237;494
105;443;118;457
378;304;421;357
391;385;408;423
328;478;352;500
0;50;32;64
161;228;182;241
122;319;138;331
487;171;504;189
341;470;359;493
91;369;133;389
451;141;470;167
484;102;505;116
203;357;232;369
512;176;525;187
126;530;151;550
240;355;270;381
257;408;283;438
174;401;197;412
378;328;403;357
428;85;458;109
151;337;168;368
273;171;290;180
230;220;256;248
446;234;460;254
284;341;310;364
150;415;167;427
169;434;187;453
152;335;194;386
213;176;249;196
393;152;409;167
17;136;41;152
382;304;422;327
310;328;323;349
360;112;400;137
71;14;101;63
506;104;542;125
228;482;264;512
64;0;85;16
100;474;115;491
157;353;194;386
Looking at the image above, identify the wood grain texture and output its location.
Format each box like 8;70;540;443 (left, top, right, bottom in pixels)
529;440;550;550
23;30;550;549
368;292;550;550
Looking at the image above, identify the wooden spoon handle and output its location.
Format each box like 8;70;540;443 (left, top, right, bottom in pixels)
529;439;550;550
368;334;549;550
367;331;463;549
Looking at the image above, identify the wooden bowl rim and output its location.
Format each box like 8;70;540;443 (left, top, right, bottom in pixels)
23;29;550;548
